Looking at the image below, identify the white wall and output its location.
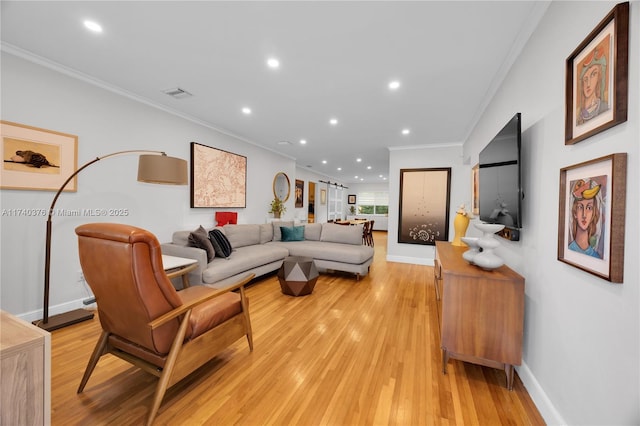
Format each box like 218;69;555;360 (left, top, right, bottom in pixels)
387;144;469;265
0;52;296;319
462;2;639;424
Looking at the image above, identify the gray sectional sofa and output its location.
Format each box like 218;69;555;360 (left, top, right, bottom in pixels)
161;221;375;289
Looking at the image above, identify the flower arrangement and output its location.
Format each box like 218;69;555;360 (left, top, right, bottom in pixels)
269;197;286;217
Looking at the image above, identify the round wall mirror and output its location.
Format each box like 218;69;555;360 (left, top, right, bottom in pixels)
273;172;291;201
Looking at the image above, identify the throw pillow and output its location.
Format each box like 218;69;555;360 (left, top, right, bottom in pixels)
209;229;233;258
188;226;215;262
280;225;305;242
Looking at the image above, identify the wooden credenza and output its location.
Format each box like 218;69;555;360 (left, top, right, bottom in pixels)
435;241;524;390
0;310;51;425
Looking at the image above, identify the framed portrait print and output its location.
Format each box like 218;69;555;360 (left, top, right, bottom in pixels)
557;153;627;282
190;142;247;208
565;2;628;145
320;189;326;205
348;194;356;205
295;179;304;208
1;121;78;192
398;168;451;245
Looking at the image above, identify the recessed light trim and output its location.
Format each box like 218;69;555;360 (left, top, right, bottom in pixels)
267;58;280;69
83;20;103;33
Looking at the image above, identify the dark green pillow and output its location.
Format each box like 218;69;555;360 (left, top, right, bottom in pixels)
280;225;305;242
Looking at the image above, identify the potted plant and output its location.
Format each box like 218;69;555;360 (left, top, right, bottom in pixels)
349;205;356;215
269;197;286;218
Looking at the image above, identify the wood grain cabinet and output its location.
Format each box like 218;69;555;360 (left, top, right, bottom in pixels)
435;241;524;390
1;310;51;425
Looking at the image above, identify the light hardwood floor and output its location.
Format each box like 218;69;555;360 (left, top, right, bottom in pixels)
50;231;544;425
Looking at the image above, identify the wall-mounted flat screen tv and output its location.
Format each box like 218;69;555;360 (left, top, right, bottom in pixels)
479;113;523;231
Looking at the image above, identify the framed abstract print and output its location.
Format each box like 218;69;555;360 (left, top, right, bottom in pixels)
191;142;247;208
398;168;451;245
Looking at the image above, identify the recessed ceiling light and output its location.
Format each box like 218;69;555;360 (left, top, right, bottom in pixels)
402;128;411;135
379;174;383;178
242;107;252;115
83;20;103;33
389;80;401;90
356;158;362;162
329;118;338;126
300;139;307;145
277;141;292;145
267;58;280;69
360;178;364;181
337;167;342;171
354;175;359;179
322;160;327;164
367;166;372;170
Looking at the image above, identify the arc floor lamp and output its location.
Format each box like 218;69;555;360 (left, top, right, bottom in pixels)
33;150;188;331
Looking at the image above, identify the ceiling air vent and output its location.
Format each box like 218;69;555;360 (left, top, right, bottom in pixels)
162;87;193;99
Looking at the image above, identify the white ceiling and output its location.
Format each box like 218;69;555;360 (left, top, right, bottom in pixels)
1;1;548;184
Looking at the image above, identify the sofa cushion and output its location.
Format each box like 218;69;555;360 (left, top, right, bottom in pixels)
202;245;289;284
209;229;233;258
304;223;322;241
320;223;363;245
188;226;215;262
281;225;305;242
259;223;273;244
223;224;261;248
269;240;374;264
271;220;294;241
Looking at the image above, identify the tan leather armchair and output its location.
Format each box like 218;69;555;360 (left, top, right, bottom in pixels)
75;223;254;425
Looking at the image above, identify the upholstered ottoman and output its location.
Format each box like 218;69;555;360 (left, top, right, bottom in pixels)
277;256;318;296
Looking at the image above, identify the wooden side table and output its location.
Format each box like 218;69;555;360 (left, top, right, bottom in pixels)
163;254;198;289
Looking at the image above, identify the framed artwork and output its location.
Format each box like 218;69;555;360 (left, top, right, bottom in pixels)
565;2;628;145
295;179;304;208
320;189;326;205
557;153;627;283
1;121;78;191
398;168;451;245
472;163;480;216
348;194;356;204
190;142;246;208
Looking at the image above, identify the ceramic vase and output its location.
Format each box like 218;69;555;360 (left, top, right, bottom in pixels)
460;237;481;264
472;223;505;270
451;213;470;246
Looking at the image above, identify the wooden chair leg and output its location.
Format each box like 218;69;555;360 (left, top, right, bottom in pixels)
239;286;253;351
78;331;109;393
146;311;191;426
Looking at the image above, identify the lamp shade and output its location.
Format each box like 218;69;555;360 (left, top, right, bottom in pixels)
137;154;188;185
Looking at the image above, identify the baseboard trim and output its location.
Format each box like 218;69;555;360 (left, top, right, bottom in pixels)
517;361;567;425
18;298;96;323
